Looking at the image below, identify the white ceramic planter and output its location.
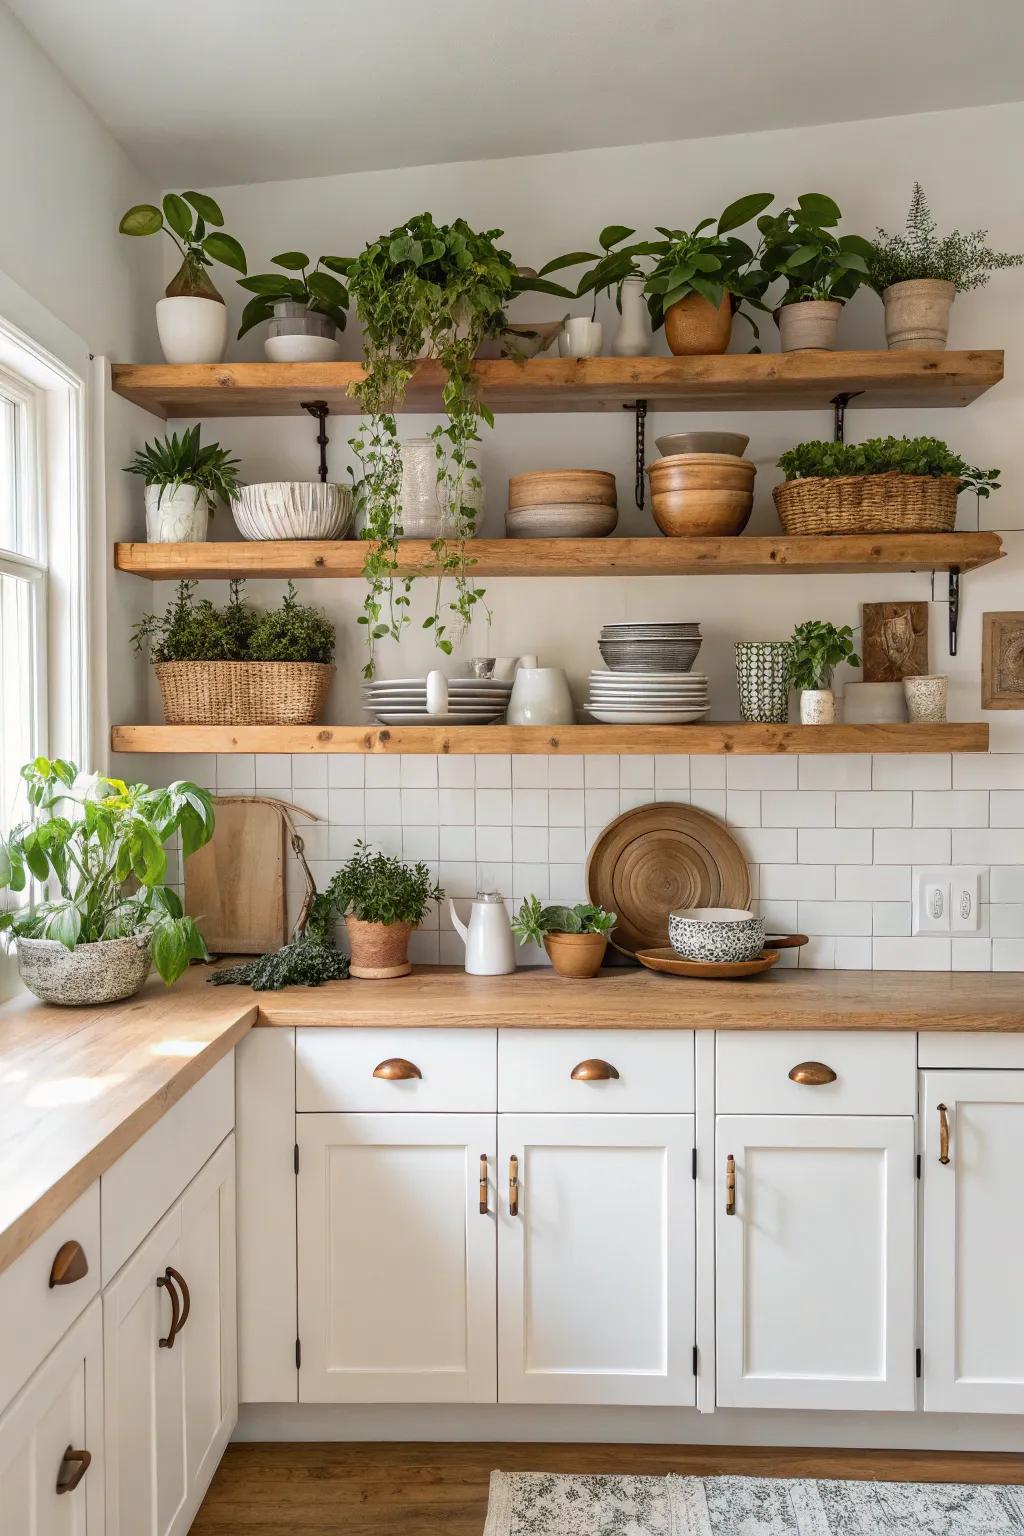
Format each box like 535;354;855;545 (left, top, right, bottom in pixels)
155;295;228;364
799;688;836;725
263;300;342;362
612;276;650;357
777;300;842;352
145;483;208;543
559;318;603;357
883;280;956;350
16;934;152;1006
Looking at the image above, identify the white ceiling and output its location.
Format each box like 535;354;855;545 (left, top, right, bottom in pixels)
10;0;1024;187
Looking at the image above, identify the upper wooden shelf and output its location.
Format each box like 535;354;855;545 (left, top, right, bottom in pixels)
110;351;1004;418
115;532;1004;581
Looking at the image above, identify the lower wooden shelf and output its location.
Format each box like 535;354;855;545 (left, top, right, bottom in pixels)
111;722;989;755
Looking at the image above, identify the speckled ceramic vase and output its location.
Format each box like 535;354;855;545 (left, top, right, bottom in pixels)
735;642;793;724
16;934;152;1006
904;674;948;722
799;688;837;725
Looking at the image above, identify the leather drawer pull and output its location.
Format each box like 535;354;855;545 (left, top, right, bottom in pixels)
56;1446;91;1495
373;1058;422;1080
788;1061;837;1086
49;1240;88;1288
570;1058;620;1081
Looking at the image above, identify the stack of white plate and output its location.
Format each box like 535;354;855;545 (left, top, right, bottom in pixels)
599;621;702;673
363;677;513;726
585;670;710;724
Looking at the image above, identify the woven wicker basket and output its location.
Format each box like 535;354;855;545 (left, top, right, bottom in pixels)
773;473;959;536
155;661;334;725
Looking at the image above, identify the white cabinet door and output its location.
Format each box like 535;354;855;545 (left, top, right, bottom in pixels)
922;1071;1024;1413
498;1114;695;1406
716;1115;915;1411
0;1298;104;1536
297;1113;497;1403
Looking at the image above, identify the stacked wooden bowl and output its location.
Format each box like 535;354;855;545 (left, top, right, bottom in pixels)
646;453;756;537
506;469;618;538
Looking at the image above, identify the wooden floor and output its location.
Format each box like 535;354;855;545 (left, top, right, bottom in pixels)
191;1441;1024;1535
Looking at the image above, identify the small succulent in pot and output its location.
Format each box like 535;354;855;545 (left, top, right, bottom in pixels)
788;619;861;725
237;251;351;360
320;840;444;979
124;424;241;543
511;896;616;978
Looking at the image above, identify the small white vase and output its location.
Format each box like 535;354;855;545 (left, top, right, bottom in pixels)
612;275;650;357
156;295;228;364
559;317;603;358
799;688;836;725
145;483;209;543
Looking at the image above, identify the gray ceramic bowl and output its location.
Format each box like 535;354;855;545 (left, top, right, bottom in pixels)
655;431;750;459
668;907;766;964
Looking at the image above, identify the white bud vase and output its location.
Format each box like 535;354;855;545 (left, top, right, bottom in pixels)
799;688;836;725
612;275;650;357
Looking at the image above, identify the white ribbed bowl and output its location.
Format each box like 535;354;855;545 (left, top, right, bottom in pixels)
230;482;353;541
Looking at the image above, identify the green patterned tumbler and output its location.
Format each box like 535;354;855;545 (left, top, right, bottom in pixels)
735;642;793;724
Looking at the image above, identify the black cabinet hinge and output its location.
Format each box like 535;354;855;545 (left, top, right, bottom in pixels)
916;1346;922;1379
691;1147;697;1180
916;1153;921;1180
294;1142;300;1175
296;1338;302;1370
692;1344;698;1377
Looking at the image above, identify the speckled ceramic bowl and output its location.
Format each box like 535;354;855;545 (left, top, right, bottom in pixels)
668;907;766;964
15;934;152;1006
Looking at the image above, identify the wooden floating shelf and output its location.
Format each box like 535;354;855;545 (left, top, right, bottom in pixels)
115;532;1005;581
111;722;989;756
110;351;1003;418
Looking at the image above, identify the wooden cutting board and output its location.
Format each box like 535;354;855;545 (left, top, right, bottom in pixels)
184;797;298;955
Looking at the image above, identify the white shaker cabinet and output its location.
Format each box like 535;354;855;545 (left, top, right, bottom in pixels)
922;1071;1024;1413
498;1113;696;1406
715;1115;916;1411
297;1113;497;1403
0;1298;104;1536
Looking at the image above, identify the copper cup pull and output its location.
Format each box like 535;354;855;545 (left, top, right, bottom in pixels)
788;1061;837;1086
938;1103;951;1165
509;1154;519;1217
373;1057;422;1081
55;1446;91;1495
725;1153;736;1216
570;1058;620;1081
479;1154;488;1215
157;1268;181;1348
166;1265;190;1336
49;1239;89;1288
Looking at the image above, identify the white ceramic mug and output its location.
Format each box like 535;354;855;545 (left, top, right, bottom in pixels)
558;318;603;358
506;665;575;726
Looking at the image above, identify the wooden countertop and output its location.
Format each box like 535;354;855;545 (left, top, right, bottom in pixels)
3;962;1024;1277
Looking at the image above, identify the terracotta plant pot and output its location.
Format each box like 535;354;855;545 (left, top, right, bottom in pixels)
664;291;732;356
346;916;414;979
776;299;842;352
647;453;755;537
883;280;956;350
543;930;609;979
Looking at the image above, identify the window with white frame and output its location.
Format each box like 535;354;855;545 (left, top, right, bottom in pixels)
0;364;47;824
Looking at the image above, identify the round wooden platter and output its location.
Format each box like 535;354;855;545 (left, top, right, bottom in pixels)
636;947;781;980
586;802;750;956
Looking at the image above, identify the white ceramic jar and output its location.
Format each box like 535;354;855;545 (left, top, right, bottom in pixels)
145;483;208;543
155;295;228;364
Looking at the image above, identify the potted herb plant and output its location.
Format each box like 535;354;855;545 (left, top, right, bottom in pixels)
788;620;861;725
0;759;214;1005
321;840;444;979
236;250;351;360
538;226;654;357
511;896;617;978
642;194;775;354
868;183;1024;349
758;194;874;351
133;579;336;724
124;425;241;543
119;192;246;363
774;435;999;536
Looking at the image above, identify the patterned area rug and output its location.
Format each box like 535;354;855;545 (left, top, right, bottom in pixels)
483;1470;1024;1536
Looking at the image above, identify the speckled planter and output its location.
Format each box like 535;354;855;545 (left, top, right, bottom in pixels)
668;908;766;963
799;688;836;725
16;934;152;1006
904;674;948;722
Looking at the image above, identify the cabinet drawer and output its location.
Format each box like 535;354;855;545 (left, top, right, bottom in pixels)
296;1029;496;1112
716;1031;916;1116
0;1182;100;1411
498;1030;694;1113
100;1052;234;1283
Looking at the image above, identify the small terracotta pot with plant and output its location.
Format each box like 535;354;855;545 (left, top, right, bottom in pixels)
511;896;617;979
643;194;775;355
324;841;444;979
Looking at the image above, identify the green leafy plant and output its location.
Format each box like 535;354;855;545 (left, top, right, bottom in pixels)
322;840;443;927
758;193;874;306
788;620;861;692
0;758;213;983
643;194;777;336
777;436;1000;500
538;224;654;318
868;183;1024;294
511;896;617;947
132;580;335;665
118;191;246;299
209;935;349;990
123;424;241;516
236;251;351;338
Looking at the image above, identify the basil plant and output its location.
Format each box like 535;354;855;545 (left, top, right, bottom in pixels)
0;759;215;985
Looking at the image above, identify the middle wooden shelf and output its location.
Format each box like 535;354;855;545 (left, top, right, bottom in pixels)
114;532;1004;581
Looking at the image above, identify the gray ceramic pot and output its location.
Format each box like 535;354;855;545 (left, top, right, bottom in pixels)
16;934;152;1006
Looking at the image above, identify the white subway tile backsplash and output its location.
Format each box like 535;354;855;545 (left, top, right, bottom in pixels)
439;825;475;861
408;930;440;966
291;754;328;789
755;899;798;932
688;789;727;818
292;787;328;819
952;829;1024;865
440;860;479;898
799;936;835;969
476;859;511;895
364;824;403;856
991;904;1024;938
690;757;725;789
874;828;951;864
953;755;1024;790
513;863;549;898
952;936;992;971
836;792;912;828
548;755;584;788
327;755;364;788
726;757;798;790
584;755;619;788
400;755;438;788
548;864;586;903
438;787;474;825
438;755;475;787
993;940;1024;971
620;756;654;788
584;788;619;825
798;901;872;936
872;902;912;937
991;791;1024;827
799;828;873;864
799;754;871;790
365;756;401;788
835;937;873;969
402;825;439;861
873;936;951;970
913;791;989;828
512;754;548;788
654;754;689;789
328;788;364;824
513;826;548;863
619;788;654;812
759;864;835;901
726;790;761;827
255;754;292;788
366;787;401;822
762;791;834;827
736;828;798;863
475;788;512;825
872;754;951;790
512;788;548;826
835;865;911;901
475;755;511;788
548;826;586;862
476;825;512;862
216;753;255;791
992;867;1024;902
549;788;585;826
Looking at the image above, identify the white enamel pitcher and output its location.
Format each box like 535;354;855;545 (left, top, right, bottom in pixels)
449;891;516;975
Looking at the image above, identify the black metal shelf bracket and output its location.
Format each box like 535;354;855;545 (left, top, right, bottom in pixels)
948;567;961;656
300;399;330;484
623;399;648;508
830;391;862;444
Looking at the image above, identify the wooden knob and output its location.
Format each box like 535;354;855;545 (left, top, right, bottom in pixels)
49;1240;88;1288
570;1058;620;1081
372;1058;422;1081
788;1061;837;1086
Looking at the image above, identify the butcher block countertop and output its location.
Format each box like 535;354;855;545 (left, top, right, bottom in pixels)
2;963;1024;1276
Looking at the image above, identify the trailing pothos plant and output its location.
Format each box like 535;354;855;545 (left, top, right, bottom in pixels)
119;191;246;299
0;758;215;984
341;213;565;674
236;250;350;338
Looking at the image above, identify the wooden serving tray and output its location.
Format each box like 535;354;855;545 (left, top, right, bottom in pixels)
636;947;781;979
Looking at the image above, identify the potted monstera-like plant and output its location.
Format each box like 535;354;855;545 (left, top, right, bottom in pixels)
119;192;247;363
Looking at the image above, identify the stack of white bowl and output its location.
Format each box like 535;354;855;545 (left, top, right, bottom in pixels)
363;676;512;726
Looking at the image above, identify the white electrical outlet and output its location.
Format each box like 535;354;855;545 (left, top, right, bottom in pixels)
951;869;983;933
915;871;950;934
